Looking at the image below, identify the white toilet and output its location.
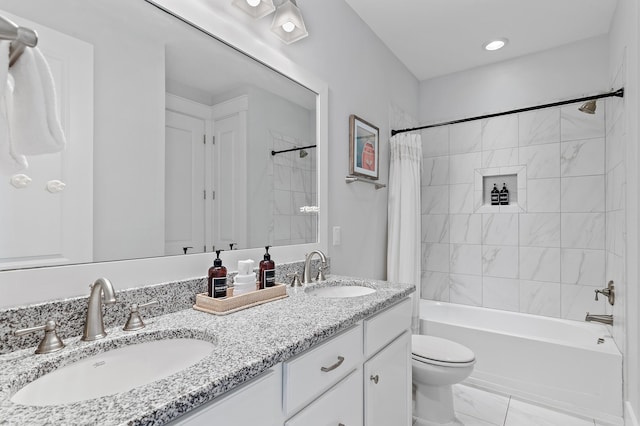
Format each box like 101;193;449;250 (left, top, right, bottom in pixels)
412;335;476;426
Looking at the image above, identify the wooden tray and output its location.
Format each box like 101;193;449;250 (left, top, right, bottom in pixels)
193;283;288;316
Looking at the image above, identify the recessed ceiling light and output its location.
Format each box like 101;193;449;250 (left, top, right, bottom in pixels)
483;38;508;51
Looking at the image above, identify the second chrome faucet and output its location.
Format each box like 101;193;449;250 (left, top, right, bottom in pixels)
302;250;328;284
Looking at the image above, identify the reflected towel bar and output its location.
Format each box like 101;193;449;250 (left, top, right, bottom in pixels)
345;175;386;190
0;14;38;67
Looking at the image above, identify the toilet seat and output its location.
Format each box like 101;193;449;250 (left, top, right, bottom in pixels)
412;335;475;367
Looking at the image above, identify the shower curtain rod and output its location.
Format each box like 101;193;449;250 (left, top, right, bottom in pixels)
391;88;625;136
271;144;316;156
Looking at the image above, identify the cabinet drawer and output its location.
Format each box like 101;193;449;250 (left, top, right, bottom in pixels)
283;323;363;415
364;298;411;357
285;368;363;426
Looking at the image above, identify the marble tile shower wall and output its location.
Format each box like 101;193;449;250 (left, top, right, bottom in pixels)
421;101;613;319
271;131;317;246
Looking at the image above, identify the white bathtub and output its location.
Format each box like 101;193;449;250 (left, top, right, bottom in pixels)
419;300;623;425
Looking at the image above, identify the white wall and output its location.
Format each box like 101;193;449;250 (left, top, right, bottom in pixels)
420;36;610;124
608;0;640;421
282;0;420;278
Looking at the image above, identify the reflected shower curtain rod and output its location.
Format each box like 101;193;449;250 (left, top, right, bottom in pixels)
271;144;316;156
391;88;625;136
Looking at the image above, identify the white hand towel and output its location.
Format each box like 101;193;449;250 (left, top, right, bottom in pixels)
0;41;27;175
8;46;66;156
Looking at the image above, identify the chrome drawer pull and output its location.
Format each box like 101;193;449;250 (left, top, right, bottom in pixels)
320;356;345;372
370;374;379;384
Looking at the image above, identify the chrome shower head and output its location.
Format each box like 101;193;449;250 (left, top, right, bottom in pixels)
299;149;308;158
579;100;597;114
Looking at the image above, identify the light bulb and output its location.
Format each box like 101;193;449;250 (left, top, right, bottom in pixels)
282;21;295;33
483;38;508;51
246;0;260;7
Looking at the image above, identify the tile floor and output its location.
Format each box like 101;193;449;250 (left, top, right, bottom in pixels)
451;384;605;426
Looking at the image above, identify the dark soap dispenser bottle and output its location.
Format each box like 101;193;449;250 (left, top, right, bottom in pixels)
499;183;509;205
491;183;500;205
208;250;228;298
258;246;276;289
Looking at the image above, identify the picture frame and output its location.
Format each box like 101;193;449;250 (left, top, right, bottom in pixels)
349;114;379;180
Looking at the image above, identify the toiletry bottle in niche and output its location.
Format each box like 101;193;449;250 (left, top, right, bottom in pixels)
208;250;228;298
258;246;276;289
499;183;509;205
491;183;500;205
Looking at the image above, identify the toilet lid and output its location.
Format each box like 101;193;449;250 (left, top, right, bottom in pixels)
412;335;475;364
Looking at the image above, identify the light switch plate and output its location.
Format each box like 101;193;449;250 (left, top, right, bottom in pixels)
332;226;341;246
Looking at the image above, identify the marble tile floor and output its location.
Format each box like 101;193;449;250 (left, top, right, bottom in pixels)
450;384;604;426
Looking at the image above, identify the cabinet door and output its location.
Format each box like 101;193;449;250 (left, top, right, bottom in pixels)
285;368;363;426
364;331;411;426
170;365;282;426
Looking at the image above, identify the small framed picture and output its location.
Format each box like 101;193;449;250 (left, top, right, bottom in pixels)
349;114;379;180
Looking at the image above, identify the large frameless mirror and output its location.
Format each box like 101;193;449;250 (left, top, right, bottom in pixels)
0;0;318;272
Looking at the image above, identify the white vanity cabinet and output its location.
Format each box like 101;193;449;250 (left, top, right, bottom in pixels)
169;297;412;426
170;364;283;426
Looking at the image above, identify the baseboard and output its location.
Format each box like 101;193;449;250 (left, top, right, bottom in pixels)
626;402;639;426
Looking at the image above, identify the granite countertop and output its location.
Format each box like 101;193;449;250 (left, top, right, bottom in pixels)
0;276;414;425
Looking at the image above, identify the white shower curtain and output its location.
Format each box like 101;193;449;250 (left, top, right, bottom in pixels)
387;132;422;334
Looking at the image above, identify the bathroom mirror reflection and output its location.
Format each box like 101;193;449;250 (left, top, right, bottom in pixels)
0;0;318;271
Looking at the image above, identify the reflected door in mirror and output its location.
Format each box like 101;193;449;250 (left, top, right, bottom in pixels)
164;110;205;255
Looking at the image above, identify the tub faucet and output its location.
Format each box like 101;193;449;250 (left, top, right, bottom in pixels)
82;278;117;341
302;250;328;284
585;312;613;326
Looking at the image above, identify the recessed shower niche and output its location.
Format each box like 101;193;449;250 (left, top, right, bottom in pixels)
474;166;527;213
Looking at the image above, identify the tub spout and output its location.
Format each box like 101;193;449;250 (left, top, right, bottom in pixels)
585;312;613;326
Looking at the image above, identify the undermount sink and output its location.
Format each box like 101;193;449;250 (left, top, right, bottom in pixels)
11;338;215;406
306;285;376;298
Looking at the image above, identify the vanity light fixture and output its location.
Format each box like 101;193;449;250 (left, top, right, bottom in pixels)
270;0;308;44
483;38;508;51
232;0;275;19
232;0;308;44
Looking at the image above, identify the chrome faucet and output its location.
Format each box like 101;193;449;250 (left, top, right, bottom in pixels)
585;313;613;326
302;250;328;284
82;278;117;341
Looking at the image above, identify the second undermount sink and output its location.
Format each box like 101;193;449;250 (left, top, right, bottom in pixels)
306;284;376;298
11;338;215;406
